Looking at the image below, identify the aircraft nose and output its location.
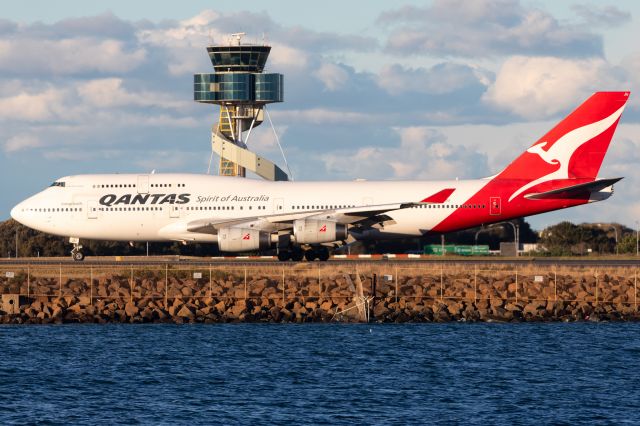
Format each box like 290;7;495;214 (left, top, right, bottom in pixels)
10;202;24;223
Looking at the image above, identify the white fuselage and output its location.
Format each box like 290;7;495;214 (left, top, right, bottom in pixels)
10;173;489;243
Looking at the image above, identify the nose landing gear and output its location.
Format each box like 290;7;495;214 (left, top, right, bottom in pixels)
69;237;85;261
72;250;85;262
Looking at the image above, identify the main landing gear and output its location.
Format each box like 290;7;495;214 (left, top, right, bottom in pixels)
69;237;85;262
277;246;330;262
277;247;304;262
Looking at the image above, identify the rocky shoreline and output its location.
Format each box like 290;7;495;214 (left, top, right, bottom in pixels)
1;266;639;323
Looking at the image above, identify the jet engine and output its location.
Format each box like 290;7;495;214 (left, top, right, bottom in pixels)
293;220;347;244
217;228;271;252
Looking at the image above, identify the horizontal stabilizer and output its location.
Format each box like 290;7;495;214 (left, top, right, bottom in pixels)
524;177;622;200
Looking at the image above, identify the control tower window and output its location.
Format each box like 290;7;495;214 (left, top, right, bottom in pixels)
50;181;66;187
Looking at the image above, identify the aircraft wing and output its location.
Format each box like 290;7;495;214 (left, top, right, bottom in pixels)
185;202;417;234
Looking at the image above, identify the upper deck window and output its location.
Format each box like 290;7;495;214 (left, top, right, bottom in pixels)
50;181;65;187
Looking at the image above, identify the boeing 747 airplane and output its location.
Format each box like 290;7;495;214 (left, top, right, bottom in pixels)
11;91;630;261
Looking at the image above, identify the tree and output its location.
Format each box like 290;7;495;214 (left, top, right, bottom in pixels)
539;221;621;255
617;233;637;254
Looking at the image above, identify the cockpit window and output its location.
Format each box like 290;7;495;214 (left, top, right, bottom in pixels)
50;181;66;187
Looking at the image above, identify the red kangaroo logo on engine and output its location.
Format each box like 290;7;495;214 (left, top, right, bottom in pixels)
319;224;327;232
242;233;251;240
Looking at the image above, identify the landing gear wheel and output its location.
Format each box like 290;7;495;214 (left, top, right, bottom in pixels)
277;250;292;262
318;247;330;261
291;248;304;262
72;251;85;262
70;239;84;261
304;249;317;262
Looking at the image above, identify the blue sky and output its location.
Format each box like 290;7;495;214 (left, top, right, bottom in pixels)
1;0;640;230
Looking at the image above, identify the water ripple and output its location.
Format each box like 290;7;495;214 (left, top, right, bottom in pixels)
1;323;639;424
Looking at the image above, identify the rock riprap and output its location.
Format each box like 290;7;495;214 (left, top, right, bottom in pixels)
1;266;639;323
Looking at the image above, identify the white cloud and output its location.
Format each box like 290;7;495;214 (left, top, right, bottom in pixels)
377;63;491;95
181;10;220;28
321;127;488;180
272;108;374;125
379;0;602;58
0;38;146;75
378;0;602;57
314;63;349;91
76;78;187;109
482;56;620;119
4;133;43;152
0;88;66;121
572;4;631;27
136;11;220;76
244;125;289;152
266;42;309;70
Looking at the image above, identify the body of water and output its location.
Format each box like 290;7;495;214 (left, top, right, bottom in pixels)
1;323;639;424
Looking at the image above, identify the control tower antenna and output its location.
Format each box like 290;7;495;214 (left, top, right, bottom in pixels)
194;33;288;180
230;32;245;45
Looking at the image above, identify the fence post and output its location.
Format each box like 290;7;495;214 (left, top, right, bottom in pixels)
595;271;598;305
209;265;212;298
282;267;286;307
59;263;62;297
318;263;321;298
90;266;93;305
635;269;637;311
244;267;248;301
515;269;518;304
130;265;134;303
440;266;444;302
164;264;168;307
27;266;30;299
474;265;477;304
554;269;557;302
394;266;398;304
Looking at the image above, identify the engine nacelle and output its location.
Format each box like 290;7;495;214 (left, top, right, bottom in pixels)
217;228;271;252
293;220;347;244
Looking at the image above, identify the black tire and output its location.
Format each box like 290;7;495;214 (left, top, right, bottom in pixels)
277;251;291;262
72;251;85;262
318;247;330;261
291;248;304;262
304;250;317;262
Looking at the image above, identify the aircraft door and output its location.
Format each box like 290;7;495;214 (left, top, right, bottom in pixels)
489;196;501;215
137;175;149;194
87;200;98;219
169;205;180;218
273;198;284;214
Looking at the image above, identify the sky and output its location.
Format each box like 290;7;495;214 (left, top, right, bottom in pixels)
1;0;640;230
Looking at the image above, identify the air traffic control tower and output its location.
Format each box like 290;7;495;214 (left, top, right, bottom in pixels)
194;33;287;180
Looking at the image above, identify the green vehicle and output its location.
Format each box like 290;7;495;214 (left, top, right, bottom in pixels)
423;244;490;256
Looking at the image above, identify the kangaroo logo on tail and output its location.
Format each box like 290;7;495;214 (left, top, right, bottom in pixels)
527;141;558;165
508;104;626;202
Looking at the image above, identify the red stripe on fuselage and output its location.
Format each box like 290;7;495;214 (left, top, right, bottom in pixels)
421;188;455;203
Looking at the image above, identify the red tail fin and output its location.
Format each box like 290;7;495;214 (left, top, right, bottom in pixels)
497;91;630;202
